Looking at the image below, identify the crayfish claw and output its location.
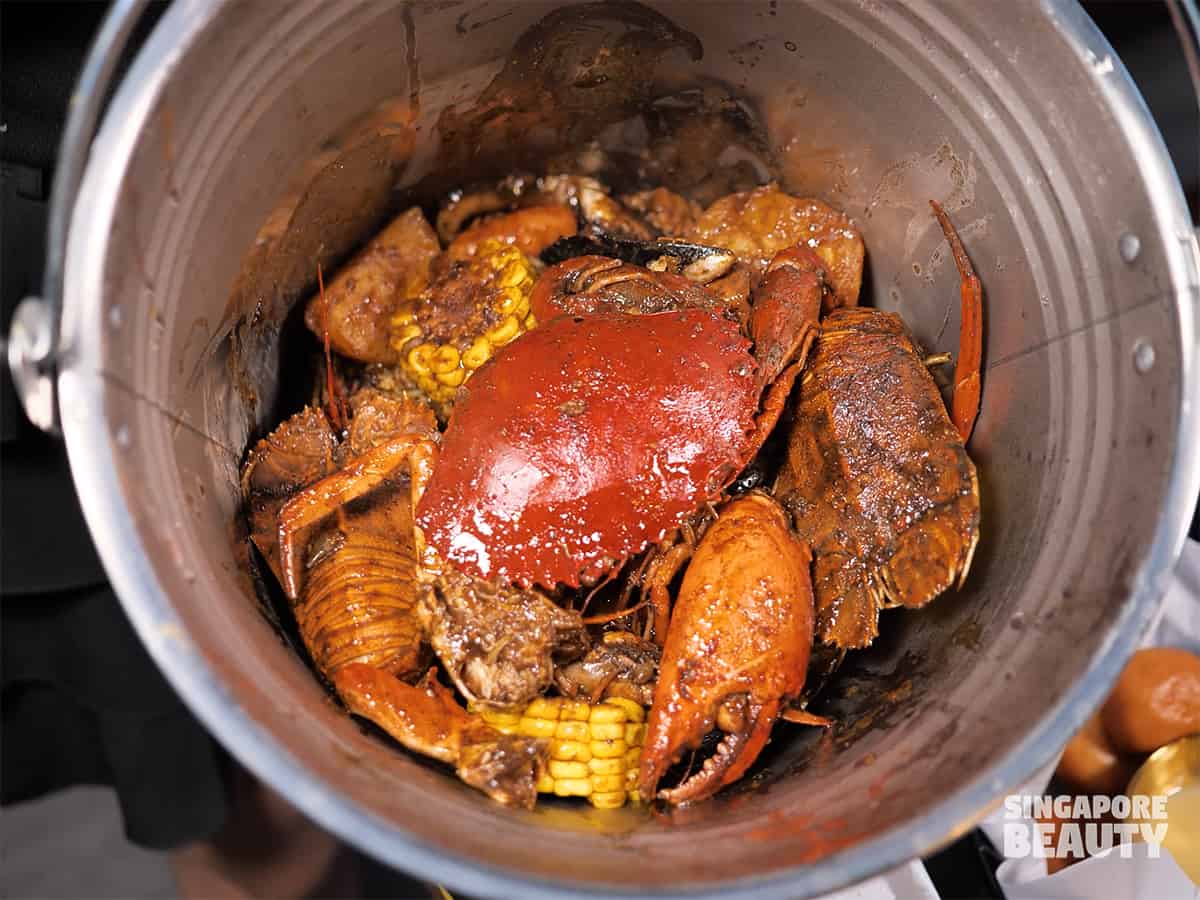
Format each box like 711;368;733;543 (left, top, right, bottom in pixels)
334;663;549;808
655;698;780;805
456;734;548;810
638;492;819;804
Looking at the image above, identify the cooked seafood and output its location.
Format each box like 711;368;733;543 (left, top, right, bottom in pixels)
419;567;588;707
415;244;823;591
539;233;736;284
274;432;589;702
334;665;548;808
639;491;826;804
530;256;730;318
931;199;983;441
554;631;661;706
436;173;654;244
241;169;986;811
413;307;759;590
242;389;436;679
445;205;577;263
775;307;980;649
775;213;982;650
687;184;865;311
620;187;701;236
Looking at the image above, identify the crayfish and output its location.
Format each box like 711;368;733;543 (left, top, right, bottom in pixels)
240;172;984;809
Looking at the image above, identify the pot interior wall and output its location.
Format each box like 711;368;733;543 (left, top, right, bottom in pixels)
77;0;1185;893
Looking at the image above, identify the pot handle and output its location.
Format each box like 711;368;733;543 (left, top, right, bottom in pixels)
5;0;149;436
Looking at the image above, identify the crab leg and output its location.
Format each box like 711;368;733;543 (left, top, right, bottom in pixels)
277;435;438;601
638;540;695;647
748;245;825;390
930;200;982;443
743;245;827;452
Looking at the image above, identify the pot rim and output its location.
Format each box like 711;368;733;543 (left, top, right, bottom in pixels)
57;1;1200;896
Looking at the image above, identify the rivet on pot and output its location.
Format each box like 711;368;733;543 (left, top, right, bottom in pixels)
108;305;123;330
1118;232;1141;263
115;424;131;448
1133;338;1155;374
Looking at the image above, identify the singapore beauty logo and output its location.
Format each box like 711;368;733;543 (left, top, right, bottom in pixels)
1002;795;1169;860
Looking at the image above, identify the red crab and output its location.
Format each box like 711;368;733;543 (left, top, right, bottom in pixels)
413;244;828;590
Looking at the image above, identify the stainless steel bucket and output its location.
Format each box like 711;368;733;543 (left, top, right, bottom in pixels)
12;1;1200;896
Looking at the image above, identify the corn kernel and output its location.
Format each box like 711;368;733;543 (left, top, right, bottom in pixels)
627;790;642;805
549;759;590;780
515;294;531;319
487;315;521;346
462;336;492;370
604;698;644;723
478;709;520;730
590;738;627;759
491;695;646;808
591;791;626;810
556;721;590;742
477;239;507;262
559;701;592;721
518;717;558;738
435;367;466;387
525;697;562;720
624;724;646;746
549;739;592;763
553;779;592;798
499;261;527;288
589;774;624;794
588;757;624;776
590;724;628;748
495;288;520;315
392;323;423;347
524;313;538;329
430;345;460;374
589;723;625;742
407;343;436;375
589;705;626;725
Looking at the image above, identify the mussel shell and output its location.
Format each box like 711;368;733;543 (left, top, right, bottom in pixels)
541;232;736;283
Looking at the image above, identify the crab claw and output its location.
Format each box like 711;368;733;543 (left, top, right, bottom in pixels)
638;491;820;804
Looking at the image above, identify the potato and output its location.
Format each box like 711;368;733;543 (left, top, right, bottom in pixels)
1057;711;1137;794
1101;647;1200;754
304;207;439;364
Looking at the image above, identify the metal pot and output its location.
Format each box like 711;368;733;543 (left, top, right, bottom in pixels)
9;1;1200;896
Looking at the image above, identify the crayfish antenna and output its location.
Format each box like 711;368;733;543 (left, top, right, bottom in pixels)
929;200;982;443
318;262;348;432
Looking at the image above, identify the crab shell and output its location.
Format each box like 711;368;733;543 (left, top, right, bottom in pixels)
415;309;760;589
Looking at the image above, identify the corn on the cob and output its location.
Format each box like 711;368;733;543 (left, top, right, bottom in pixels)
475;696;645;809
390;239;539;410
